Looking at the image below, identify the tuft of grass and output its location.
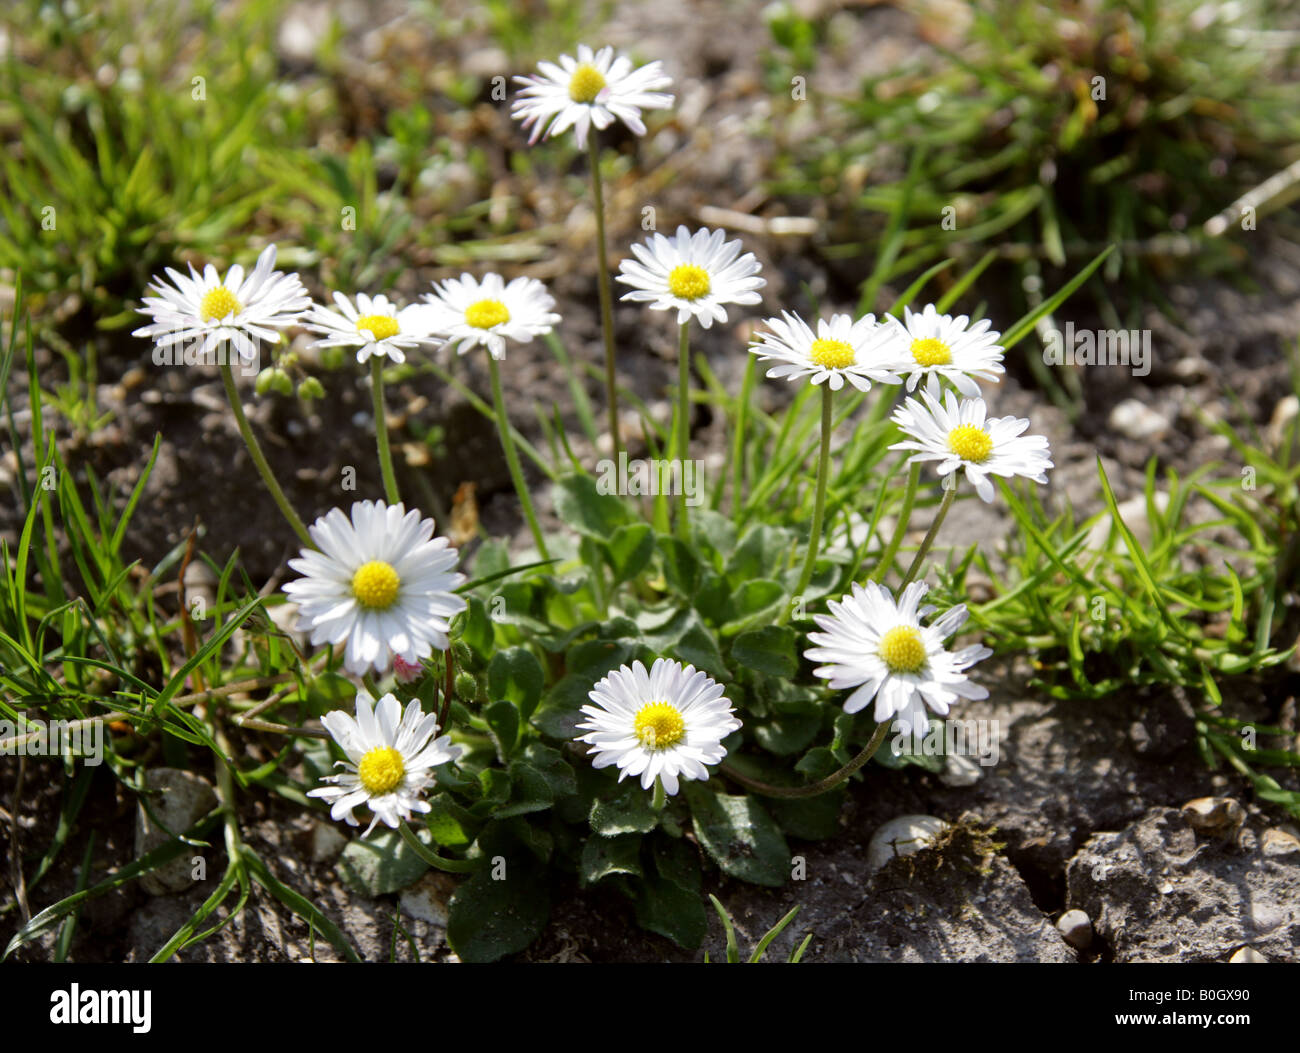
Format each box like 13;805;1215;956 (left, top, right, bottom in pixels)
764;0;1300;318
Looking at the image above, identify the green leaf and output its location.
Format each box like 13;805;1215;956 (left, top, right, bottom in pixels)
495;761;553;818
684;784;790;887
723;579;786;628
447;862;550;963
487;646;545;720
336;828;429;896
754;712;823;756
532;641;639;740
485;699;521;757
768;791;846;840
553;473;631;539
727;524;794;582
642;608;728;680
463;596;494;656
633;872;707;949
521;742;578;799
423;795;478;848
692;509;737;561
731;625;799;678
298;672;356;718
590;782;659;836
632;836;706;948
659;536;700;595
579;833;643;886
606;523;655;584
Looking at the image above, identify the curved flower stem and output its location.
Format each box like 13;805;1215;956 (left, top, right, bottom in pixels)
219;360;311;546
398;819;480;873
370;357;401;506
782;384;834;624
870;462;920;581
588;133;621;461
651;776;666;812
676;320;692;540
720;719;892;799
900;480;956;588
488;355;550;560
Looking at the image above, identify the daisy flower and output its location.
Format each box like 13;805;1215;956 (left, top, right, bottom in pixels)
133;244;310;363
304;292;439;365
309;689;463;836
890;389;1053;503
804;581;992;737
422;272;560;360
576;658;741;796
880;303;1005;396
283;500;467;676
750;310;903;392
512;44;673;149
617;226;765;329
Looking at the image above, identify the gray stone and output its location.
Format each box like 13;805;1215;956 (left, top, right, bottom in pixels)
134;768;218;896
1065;808;1300;962
1056;909;1093;950
398;870;457;927
1181;796;1245;838
939;752;983;787
1229;946;1269;963
867;815;948;871
310;820;347;864
1109;398;1169;441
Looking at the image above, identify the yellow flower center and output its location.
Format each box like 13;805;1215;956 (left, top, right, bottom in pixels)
568;63;607;103
878;625;927;674
357;746;405;796
633;702;686;751
356;314;400;341
351;560;401;610
464;299;510;329
199;287;241;322
947;424;993;463
910;337;952;367
667;264;711;301
809;338;856;370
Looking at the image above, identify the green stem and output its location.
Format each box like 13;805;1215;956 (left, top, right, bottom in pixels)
870;463;920;581
651;776;666;812
588;133;621;461
676;320;692;541
721;720;892;799
220;360;311;546
370;356;401;505
489;355;550;560
783;384;834;623
732;355;757;518
901;480;956;587
398;820;480;873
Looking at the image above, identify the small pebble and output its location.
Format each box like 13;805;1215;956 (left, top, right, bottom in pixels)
867;815;948;871
1181;796;1246;837
1229;946;1269;963
1056;909;1093;950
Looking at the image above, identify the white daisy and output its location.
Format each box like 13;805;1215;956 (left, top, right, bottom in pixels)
133;244;310;363
617;226;765;329
309;688;463;836
880;303;1005;396
890;389;1053;503
422;272;560;360
512;43;673;149
283;500;467;676
804;581;991;737
750;310;903;392
304;291;439;365
575;658;741;796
